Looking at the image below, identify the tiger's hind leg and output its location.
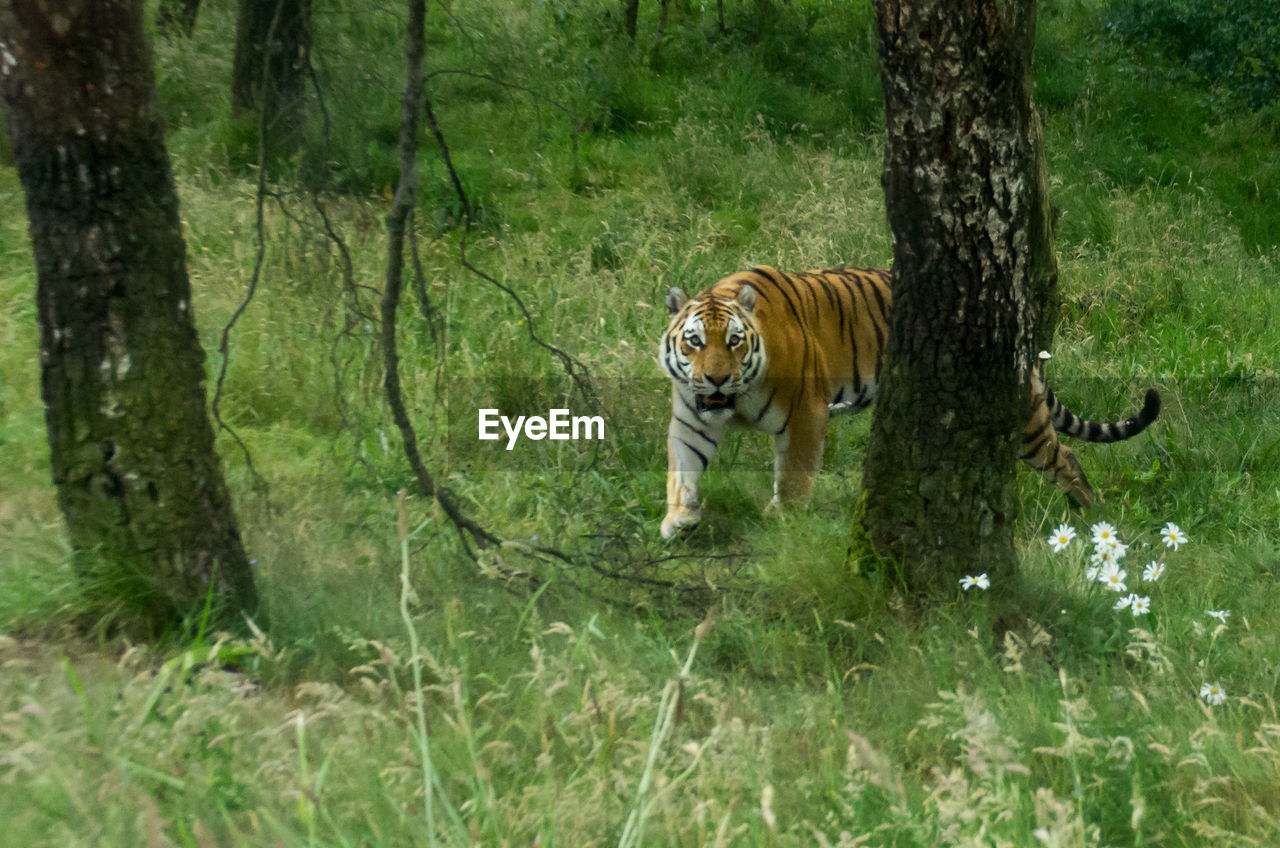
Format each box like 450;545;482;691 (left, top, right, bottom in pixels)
1021;369;1097;507
1023;437;1097;507
766;400;830;514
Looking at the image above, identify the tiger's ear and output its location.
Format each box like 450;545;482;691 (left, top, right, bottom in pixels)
737;284;757;312
665;287;688;315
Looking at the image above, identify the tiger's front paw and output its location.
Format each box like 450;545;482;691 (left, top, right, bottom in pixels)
660;506;702;540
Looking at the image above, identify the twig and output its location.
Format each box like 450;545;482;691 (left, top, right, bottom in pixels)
384;0;500;555
419;84;598;411
211;2;290;499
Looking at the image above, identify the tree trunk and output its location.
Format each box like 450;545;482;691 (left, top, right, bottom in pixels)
156;0;201;38
862;0;1054;589
231;0;310;140
1026;108;1060;354
0;0;258;625
654;0;671;48
624;0;640;41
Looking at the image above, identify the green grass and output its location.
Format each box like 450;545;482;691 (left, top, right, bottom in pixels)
3;0;1280;843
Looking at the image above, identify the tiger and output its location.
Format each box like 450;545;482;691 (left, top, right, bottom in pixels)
657;265;1161;540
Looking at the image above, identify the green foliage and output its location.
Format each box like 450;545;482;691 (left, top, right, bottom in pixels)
3;0;1280;844
1037;0;1280;253
1105;0;1280;107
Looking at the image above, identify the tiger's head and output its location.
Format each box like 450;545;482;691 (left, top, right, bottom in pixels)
659;284;764;416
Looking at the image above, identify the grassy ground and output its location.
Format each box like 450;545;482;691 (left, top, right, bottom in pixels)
2;0;1280;844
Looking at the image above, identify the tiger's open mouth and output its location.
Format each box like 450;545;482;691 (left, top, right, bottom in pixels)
697;392;734;412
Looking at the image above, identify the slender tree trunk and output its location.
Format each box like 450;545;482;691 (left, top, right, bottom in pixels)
231;0;310;141
654;0;671;48
383;0;430;505
383;0;501;555
0;0;257;625
624;0;640;41
156;0;202;38
862;0;1054;589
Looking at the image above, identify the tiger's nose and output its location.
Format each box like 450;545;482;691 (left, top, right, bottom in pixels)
707;375;729;388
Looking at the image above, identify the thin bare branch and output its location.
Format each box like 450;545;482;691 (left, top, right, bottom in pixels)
384;0;500;554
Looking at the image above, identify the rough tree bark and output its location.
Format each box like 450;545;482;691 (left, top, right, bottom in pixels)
0;0;258;624
862;0;1058;588
231;0;310;138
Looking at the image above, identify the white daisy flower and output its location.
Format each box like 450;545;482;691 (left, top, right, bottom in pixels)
1141;561;1165;583
1199;682;1226;706
1091;521;1118;547
1098;563;1127;593
1159;522;1188;550
1206;609;1230;624
960;573;990;591
1048;523;1077;552
1091;547;1119;567
1098;538;1129;561
1129;595;1152;616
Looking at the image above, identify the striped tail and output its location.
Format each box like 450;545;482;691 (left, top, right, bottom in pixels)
1048;388;1161;443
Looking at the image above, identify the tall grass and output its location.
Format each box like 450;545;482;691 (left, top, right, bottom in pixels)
2;0;1279;843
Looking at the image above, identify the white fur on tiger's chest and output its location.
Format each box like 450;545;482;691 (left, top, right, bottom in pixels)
724;384;790;434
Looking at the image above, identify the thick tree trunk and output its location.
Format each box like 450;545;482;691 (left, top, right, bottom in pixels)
0;0;258;624
231;0;310;139
862;0;1055;588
